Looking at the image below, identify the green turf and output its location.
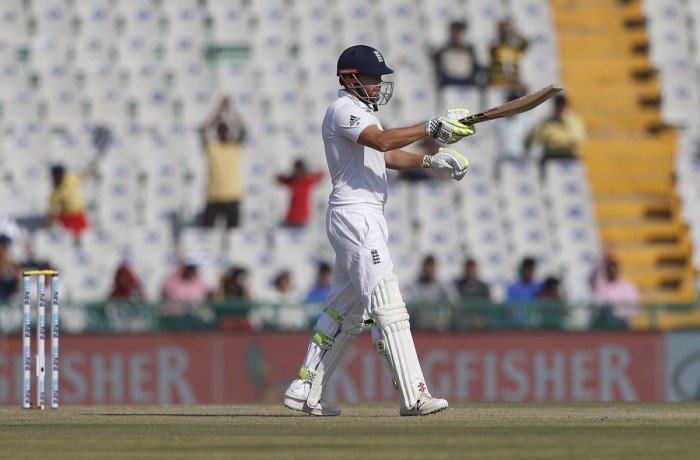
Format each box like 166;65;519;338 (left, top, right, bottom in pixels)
1;403;699;459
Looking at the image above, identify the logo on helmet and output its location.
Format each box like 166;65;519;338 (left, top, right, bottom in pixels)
373;50;384;63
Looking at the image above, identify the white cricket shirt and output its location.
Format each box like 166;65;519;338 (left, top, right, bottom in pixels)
322;90;387;209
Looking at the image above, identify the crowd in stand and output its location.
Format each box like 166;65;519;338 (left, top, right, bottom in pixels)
0;20;633;331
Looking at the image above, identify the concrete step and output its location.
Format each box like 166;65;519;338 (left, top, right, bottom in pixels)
591;178;673;194
625;268;695;290
595;196;673;220
639;285;698;305
599;219;686;243
581;136;675;156
586;161;672;176
611;242;688;267
558;31;647;57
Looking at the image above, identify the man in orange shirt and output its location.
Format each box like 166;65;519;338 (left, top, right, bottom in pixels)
276;159;324;227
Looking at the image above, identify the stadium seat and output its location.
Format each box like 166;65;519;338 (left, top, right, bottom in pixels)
420;0;465;49
337;0;381;48
30;37;71;72
207;0;251;46
465;0;506;64
658;59;700;126
83;64;129;127
125;63;165;100
0;63;29;98
499;161;555;271
0;91;39;130
75;36;115;65
76;0;115;40
645;0;691;67
31;0;74;39
172;61;214;128
0;0;28;45
118;35;160;70
414;181;462;263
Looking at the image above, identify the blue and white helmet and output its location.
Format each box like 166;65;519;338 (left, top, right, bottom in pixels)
337;45;394;108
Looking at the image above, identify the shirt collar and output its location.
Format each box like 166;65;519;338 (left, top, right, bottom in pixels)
338;89;373;112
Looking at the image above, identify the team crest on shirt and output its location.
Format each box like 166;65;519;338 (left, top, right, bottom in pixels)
370;249;380;265
349;115;360;126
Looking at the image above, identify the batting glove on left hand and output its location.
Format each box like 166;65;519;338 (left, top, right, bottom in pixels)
426;109;476;145
421;147;470;181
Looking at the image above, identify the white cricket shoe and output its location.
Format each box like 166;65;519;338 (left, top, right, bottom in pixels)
283;394;341;416
399;394;449;416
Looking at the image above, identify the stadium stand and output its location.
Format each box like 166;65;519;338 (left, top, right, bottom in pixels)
0;0;697;330
553;0;697;305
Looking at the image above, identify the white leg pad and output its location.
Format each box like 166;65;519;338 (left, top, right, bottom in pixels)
372;273;428;410
295;305;364;408
307;331;354;407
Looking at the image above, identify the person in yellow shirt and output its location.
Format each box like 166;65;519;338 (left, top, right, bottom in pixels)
489;20;529;88
49;165;91;241
48;126;112;242
526;94;587;174
199;96;246;228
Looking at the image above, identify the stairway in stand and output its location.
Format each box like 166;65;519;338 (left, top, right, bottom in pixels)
551;0;696;304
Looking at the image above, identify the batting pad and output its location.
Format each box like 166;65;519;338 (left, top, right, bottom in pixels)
301;305;364;408
372;274;427;409
306;331;355;407
381;320;426;409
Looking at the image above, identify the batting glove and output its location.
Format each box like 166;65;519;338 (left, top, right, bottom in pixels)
426;109;476;145
421;147;470;181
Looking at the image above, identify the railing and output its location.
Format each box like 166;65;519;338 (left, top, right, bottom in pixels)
1;298;699;333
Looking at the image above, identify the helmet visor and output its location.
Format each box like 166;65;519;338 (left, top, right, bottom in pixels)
343;78;394;106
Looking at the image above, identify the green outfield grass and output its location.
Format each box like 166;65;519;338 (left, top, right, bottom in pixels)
1;403;699;459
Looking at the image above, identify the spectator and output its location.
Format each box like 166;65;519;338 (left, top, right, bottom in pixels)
404;255;456;330
489;20;529;87
48;126;112;242
267;270;300;304
0;235;21;301
276;159;324;227
591;253;640;322
216;266;251;302
109;261;145;301
507;257;542;303
306;262;333;303
160;257;213;329
495;90;531;178
251;270;305;331
454;258;490;299
537;276;565;329
162;258;210;303
199;96;246;229
538;276;562;300
525;94;586;174
433;21;480;89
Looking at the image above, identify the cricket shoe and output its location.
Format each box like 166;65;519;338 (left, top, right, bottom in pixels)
399;394;449;416
283;394;341;416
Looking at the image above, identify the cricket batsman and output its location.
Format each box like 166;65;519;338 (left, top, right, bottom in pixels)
283;45;475;416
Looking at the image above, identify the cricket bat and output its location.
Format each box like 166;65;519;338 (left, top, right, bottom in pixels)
459;84;563;125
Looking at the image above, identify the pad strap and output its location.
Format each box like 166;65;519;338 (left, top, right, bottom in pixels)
311;327;334;349
298;366;318;383
324;306;342;323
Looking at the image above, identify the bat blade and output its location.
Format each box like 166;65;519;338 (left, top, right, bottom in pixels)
459;84;563;125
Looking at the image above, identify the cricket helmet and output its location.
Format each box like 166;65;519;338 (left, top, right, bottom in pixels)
337;45;394;109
